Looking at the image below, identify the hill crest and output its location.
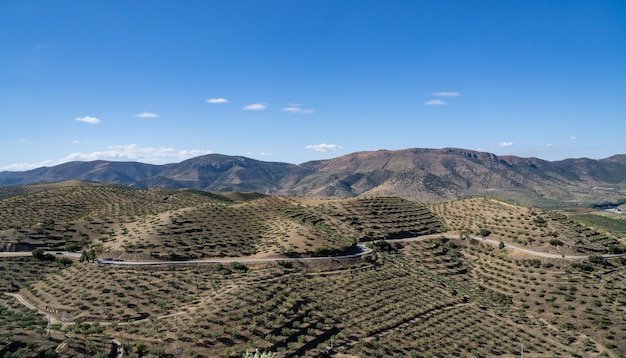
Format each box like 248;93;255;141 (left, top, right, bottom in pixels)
2;148;626;207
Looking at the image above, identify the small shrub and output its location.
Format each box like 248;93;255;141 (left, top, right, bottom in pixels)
230;261;248;272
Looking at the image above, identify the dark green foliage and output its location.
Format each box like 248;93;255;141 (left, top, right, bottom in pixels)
607;244;626;254
491;292;513;306
367;241;403;253
213;263;231;275
79;248;97;262
523;259;542;268
533;216;547;227
135;342;147;357
548;239;563;246
276;260;293;269
588;255;610;267
31;248;44;260
571;262;594;272
574;214;626;234
31;248;54;262
478;229;491;237
312;243;356;257
56;256;73;266
230;261;248;272
63;241;82;252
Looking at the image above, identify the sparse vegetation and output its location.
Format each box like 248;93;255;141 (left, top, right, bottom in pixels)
1;183;625;356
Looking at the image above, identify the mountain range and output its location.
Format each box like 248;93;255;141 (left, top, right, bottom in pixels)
2;148;626;207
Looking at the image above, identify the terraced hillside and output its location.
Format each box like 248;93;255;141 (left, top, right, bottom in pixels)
0;183;444;260
2;184;626;357
0;182;228;253
429;197;626;256
3;235;626;357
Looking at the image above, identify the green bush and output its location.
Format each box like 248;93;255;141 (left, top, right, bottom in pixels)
548;239;563;246
56;257;73;266
230;261;248;272
588;255;609;267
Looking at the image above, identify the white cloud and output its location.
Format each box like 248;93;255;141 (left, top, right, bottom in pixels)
1;145;212;171
206;98;229;104
176;149;213;160
260;152;273;156
433;92;461;97
243;103;267;111
135;112;159;118
75;116;101;124
569;136;577;140
61;145;175;162
305;143;343;153
546;143;553;147
281;107;314;114
1;160;57;172
424;99;446;106
500;142;514;147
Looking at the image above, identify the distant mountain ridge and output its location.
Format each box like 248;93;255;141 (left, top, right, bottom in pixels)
2;148;626;207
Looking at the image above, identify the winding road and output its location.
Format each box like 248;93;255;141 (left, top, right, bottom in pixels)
2;234;624;358
1;235;625;265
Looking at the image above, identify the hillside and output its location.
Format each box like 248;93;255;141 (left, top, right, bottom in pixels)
1;184;626;356
2;148;626;207
0;183;444;259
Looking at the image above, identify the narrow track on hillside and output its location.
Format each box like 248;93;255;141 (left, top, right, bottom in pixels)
4;292;61;325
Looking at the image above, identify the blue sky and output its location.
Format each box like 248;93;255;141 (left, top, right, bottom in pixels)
1;1;625;171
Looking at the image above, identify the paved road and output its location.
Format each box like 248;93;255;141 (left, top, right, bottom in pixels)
1;237;624;265
94;243;373;266
0;251;81;258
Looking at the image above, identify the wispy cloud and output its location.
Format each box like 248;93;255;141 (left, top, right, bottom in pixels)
305;143;343;153
176;149;213;159
206;98;229;104
62;145;212;163
1;160;57;172
281;106;314;114
1;145;212;171
135;111;159;118
243;103;267;111
433;92;461;97
500;142;514;147
260;152;273;156
75;116;101;124
424;99;446;106
569;136;577;140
